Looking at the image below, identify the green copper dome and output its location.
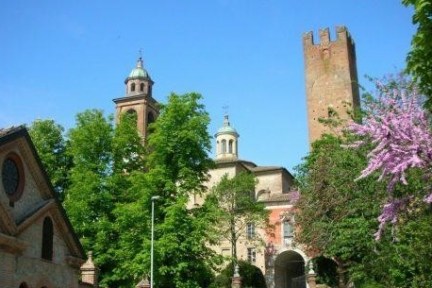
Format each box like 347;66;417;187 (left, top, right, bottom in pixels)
216;115;238;136
127;58;150;80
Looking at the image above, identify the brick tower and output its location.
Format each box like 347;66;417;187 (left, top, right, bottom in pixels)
303;26;360;144
113;57;159;141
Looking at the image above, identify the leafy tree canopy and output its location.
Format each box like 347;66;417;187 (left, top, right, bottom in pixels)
28;119;70;199
403;0;432;110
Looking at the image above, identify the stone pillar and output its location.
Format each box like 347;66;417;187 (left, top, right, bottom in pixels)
81;251;99;287
136;277;151;288
307;259;317;288
231;264;242;288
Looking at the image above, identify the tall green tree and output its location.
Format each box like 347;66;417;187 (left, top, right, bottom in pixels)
63;109;116;286
205;172;267;270
28;119;70;200
295;134;386;287
402;0;432;110
148;92;218;288
114;93;219;288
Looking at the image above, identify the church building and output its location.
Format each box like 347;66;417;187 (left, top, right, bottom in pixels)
0;126;98;288
115;58;311;287
113;26;359;288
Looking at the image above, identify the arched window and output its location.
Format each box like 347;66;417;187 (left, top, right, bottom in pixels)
131;83;136;92
41;217;54;261
19;283;29;288
140;83;145;91
221;139;227;153
228;139;233;153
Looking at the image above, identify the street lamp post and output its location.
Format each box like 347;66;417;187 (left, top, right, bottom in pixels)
150;195;160;288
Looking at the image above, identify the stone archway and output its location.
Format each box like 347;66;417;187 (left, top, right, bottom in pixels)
274;250;306;288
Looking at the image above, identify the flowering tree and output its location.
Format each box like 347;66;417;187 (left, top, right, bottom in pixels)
348;74;432;239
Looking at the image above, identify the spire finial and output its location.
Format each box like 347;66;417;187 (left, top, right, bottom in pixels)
137;49;144;68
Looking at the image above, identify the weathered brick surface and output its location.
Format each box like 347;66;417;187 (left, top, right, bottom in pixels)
303;26;360;144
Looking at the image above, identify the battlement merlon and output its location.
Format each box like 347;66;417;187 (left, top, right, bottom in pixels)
319;27;330;45
302;31;314;46
303;26;355;47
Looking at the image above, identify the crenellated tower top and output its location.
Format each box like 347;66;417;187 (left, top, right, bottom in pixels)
303;26;355;48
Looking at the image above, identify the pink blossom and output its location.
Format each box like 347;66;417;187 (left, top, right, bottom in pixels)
374;198;408;240
347;75;432;239
424;193;432;204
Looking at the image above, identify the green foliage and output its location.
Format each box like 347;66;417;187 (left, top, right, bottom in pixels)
146;92;213;197
112;111;145;174
205;172;267;268
296;131;432;287
66;109;113;174
295;134;386;286
313;256;338;287
30;93;264;287
113;92;219;288
402;0;432;110
146;93;218;288
353;206;432;288
28;119;70;200
209;260;266;288
63;109;118;287
296;134;384;253
156;196;218;288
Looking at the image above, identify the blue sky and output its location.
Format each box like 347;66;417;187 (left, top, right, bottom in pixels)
0;1;415;172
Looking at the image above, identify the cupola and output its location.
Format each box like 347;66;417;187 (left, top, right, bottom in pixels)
215;115;239;160
124;57;154;97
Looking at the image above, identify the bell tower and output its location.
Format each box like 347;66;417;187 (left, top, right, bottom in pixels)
303;26;360;144
113;57;159;140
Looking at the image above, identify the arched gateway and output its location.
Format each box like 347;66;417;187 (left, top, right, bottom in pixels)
274;250;306;288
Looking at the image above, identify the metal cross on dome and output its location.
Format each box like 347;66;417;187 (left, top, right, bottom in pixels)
222;105;229;116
